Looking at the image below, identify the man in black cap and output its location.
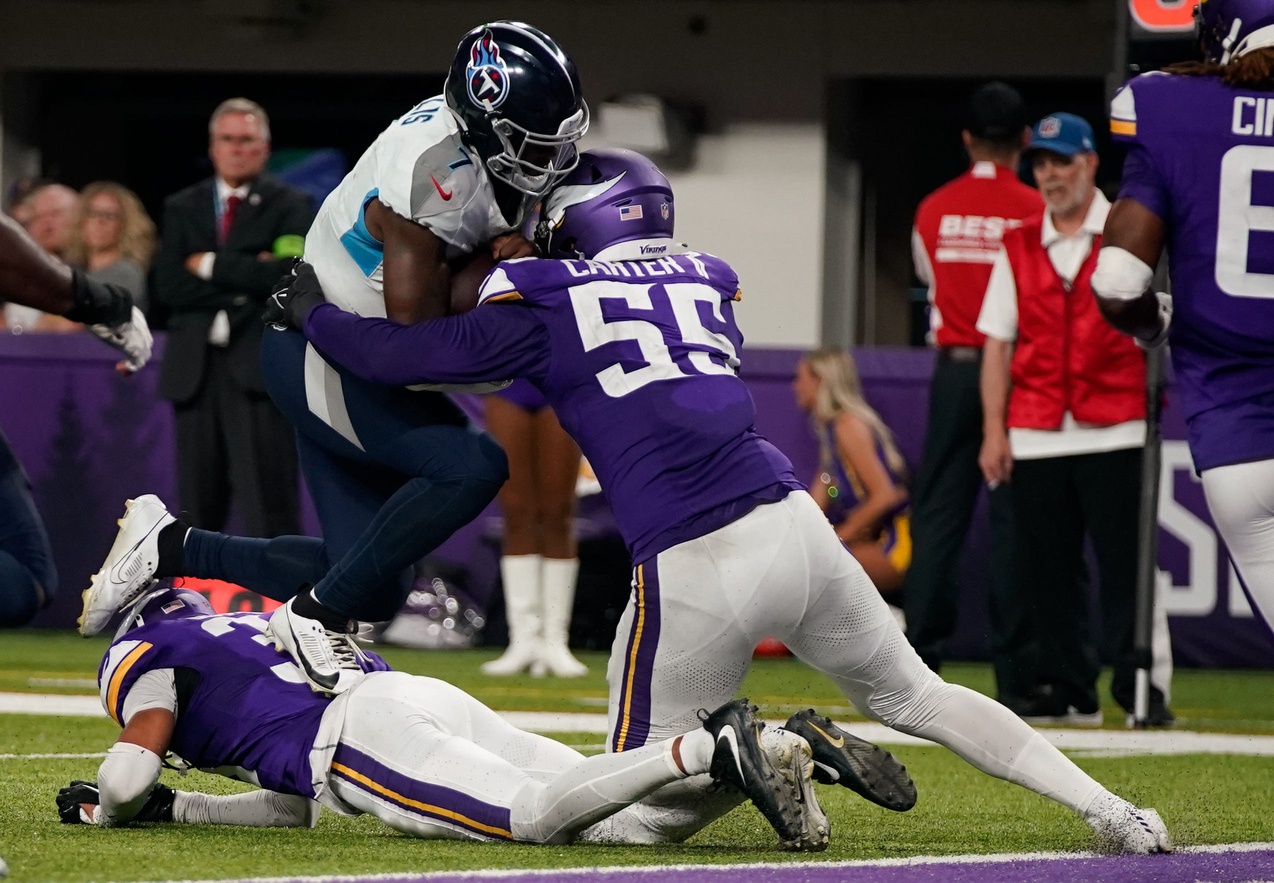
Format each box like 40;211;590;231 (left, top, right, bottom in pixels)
905;83;1042;710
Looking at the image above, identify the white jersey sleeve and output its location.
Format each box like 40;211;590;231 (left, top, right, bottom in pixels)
303;97;517;318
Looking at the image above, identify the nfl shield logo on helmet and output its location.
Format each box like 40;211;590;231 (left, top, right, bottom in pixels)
466;30;510;111
660;202;669;220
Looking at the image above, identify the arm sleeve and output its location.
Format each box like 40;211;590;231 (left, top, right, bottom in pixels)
975;249;1019;342
911;227;934;285
120;669;177;722
1115;143;1171;223
303;302;550;388
172;790;320;828
95;743;163;826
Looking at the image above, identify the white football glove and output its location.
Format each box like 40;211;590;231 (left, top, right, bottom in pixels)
1135;291;1172;351
89;306;153;372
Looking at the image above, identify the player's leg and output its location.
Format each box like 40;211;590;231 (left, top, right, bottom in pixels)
259;331;507;691
327;671;727;845
0;432;56;626
273;337;506;622
530;404;585;677
595;500;832;844
903;358;985;671
481;393;544;676
1202;458;1274;635
782;492;1169;853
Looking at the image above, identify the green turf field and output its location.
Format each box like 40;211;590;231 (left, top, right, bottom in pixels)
1;632;1271;882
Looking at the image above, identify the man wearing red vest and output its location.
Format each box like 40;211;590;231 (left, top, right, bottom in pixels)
906;83;1042;710
977;113;1173;726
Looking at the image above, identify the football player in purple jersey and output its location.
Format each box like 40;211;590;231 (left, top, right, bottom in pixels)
56;584;829;850
265;148;1172;854
1093;0;1274;636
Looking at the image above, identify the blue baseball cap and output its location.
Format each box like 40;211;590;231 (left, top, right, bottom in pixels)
1026;112;1095;157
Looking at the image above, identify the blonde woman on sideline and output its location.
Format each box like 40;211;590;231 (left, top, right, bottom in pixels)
65;182;157;315
793;349;911;609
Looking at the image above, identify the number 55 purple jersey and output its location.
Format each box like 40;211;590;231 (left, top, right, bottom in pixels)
1110;68;1274;470
305;247;801;566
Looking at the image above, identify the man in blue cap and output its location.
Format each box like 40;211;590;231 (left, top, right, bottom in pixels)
973;112;1175;727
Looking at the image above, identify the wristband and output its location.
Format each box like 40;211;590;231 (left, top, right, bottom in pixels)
66;269;133;326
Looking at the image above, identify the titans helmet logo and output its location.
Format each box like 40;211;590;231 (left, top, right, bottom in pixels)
466;31;510;112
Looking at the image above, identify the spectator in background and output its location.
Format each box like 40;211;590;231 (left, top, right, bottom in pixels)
7;183;82;332
793;349;910;617
976;113;1173;727
481;382;588;678
905;83;1043;711
152;97;313;537
64;182;156;315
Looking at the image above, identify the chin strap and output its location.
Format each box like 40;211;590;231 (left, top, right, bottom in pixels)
1226;22;1274;62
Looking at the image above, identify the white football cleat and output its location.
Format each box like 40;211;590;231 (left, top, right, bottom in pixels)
79;495;175;636
1085;792;1172;854
267;598;366;696
761;726;831;852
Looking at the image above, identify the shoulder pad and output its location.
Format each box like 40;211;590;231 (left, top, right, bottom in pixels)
1110;71;1174;144
98;638;158;725
477;258;553;306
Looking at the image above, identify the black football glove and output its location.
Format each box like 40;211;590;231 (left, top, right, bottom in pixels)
264;260;326;330
56;780;176;824
56;780;99;824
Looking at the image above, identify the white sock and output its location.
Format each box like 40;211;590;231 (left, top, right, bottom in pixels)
510;737;692;844
674;727;715;776
889;680;1106;814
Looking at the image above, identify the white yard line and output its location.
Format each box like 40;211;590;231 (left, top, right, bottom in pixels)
4;691;1274;757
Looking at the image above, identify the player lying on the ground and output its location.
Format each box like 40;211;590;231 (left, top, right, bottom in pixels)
255;148;1172;854
56;585;830;849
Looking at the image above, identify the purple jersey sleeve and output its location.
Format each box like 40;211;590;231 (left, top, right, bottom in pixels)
1116;143;1171;222
303;301;550;389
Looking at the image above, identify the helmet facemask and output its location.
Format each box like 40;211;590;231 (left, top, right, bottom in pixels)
485;104;589;197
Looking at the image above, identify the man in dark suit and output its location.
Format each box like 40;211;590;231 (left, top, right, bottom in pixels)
152;97;314;537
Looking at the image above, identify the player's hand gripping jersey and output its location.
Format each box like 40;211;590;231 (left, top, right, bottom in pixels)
303;97;516;318
98;611;389;800
1111;71;1274;468
303;252;802;563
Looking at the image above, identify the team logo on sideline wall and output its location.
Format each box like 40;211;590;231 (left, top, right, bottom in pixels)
1129;0;1196;32
466;30;510;111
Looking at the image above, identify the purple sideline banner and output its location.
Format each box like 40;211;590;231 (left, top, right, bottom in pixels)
1;333;1269;668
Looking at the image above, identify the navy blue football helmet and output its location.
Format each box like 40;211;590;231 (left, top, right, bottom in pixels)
1196;0;1274;63
113;585;215;642
444;21;589;198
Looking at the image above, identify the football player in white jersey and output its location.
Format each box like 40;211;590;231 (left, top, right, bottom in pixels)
80;22;588;697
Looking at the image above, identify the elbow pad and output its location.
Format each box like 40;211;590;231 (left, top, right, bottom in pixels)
96;743;162;826
1091;247;1155;302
